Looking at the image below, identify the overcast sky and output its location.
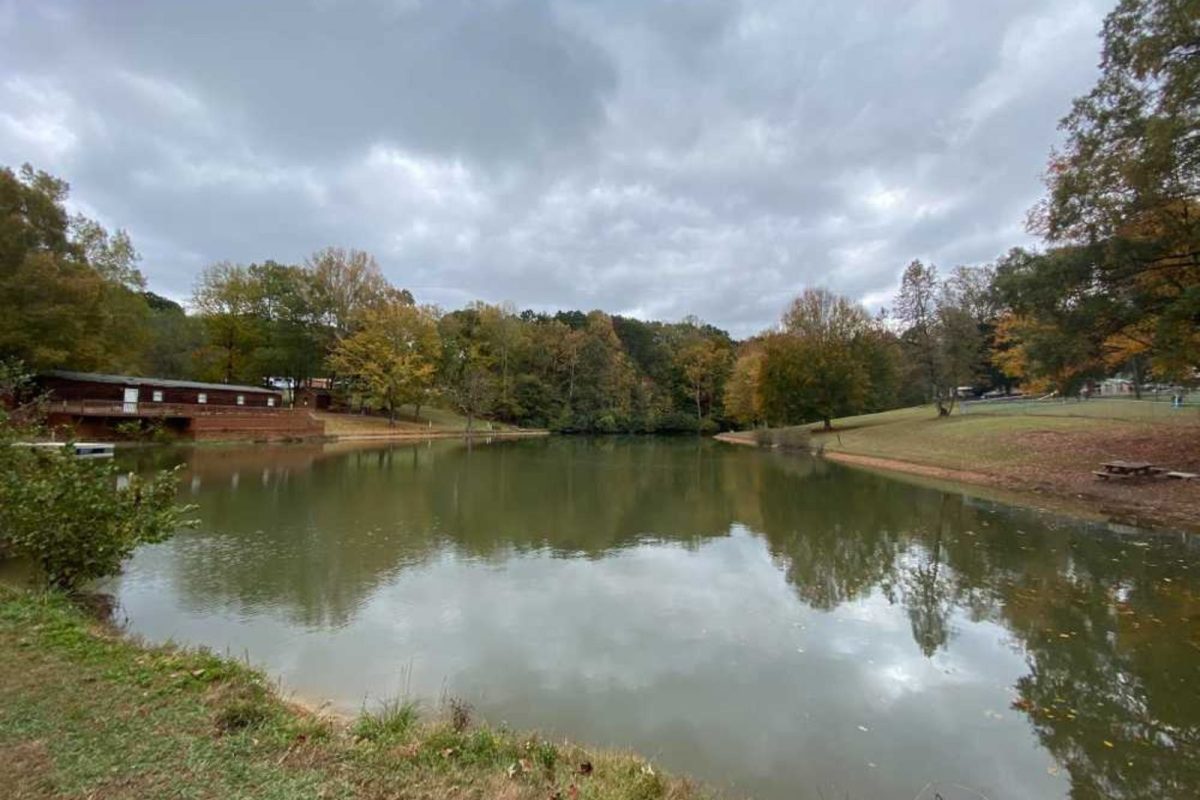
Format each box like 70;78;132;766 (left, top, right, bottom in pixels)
0;0;1112;336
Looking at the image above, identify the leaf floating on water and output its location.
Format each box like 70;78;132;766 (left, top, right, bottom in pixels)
1103;740;1115;748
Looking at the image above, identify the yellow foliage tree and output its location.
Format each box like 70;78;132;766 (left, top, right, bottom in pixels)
330;300;441;424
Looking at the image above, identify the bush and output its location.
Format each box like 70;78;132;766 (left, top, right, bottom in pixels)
654;411;699;433
0;423;191;590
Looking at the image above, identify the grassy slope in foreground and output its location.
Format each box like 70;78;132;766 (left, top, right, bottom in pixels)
0;589;702;800
724;400;1200;531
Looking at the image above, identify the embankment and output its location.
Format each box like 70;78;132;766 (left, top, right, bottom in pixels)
0;587;706;800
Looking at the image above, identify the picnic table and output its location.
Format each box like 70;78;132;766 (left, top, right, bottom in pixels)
1094;460;1166;480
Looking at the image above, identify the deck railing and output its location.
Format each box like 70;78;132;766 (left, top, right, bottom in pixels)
51;399;286;417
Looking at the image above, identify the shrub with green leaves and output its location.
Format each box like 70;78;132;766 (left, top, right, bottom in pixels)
0;421;191;590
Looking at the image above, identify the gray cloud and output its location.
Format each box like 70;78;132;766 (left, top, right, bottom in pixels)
0;0;1111;336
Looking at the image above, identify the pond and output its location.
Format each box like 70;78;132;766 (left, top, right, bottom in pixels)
107;437;1200;800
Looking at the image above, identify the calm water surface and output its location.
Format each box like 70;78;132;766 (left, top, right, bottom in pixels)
109;438;1200;800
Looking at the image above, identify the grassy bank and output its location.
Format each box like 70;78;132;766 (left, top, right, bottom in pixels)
0;588;703;800
315;407;546;441
721;399;1200;531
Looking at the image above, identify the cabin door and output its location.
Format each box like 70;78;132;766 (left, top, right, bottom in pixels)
122;387;139;414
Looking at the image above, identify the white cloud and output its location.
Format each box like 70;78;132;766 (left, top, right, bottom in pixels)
0;0;1116;335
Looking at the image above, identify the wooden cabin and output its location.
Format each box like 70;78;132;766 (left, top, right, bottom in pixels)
35;371;322;441
39;370;282;410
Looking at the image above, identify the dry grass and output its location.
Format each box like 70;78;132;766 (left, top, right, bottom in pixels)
315;406;525;438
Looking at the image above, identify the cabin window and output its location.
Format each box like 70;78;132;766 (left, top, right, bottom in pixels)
152;390;163;402
237;395;245;406
197;393;207;404
267;397;275;407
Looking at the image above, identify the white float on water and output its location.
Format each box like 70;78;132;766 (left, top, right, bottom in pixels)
14;441;115;459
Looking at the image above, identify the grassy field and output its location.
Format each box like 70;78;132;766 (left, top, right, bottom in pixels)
0;588;702;800
812;399;1199;472
724;398;1200;530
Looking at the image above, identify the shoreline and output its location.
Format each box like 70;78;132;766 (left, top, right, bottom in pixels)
0;587;705;800
714;430;1200;533
325;428;550;443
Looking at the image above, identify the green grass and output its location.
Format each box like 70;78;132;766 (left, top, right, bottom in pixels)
0;587;704;800
732;399;1200;481
815;410;1119;472
957;396;1200;424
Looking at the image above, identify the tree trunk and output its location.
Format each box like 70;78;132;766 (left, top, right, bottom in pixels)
823;417;832;431
414;400;422;422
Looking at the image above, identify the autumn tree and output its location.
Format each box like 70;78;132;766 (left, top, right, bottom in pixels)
724;342;765;427
330;299;440;425
760;289;876;430
991;247;1110;394
679;336;724;424
1029;0;1200;379
305;247;395;340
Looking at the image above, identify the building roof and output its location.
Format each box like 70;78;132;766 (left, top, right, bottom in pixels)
42;370;281;395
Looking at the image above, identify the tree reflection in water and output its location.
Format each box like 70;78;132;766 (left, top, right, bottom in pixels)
117;437;1200;798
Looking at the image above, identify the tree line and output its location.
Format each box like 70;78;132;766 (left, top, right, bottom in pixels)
0;170;740;431
2;0;1195;432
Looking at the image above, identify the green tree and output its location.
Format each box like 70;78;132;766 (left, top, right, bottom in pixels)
247;260;324;397
141;292;206;379
438;309;496;432
192;262;262;384
0;164;153;373
477;302;526;420
0;366;191;591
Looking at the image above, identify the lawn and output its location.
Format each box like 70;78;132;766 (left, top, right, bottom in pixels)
725;399;1200;531
0;588;701;800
